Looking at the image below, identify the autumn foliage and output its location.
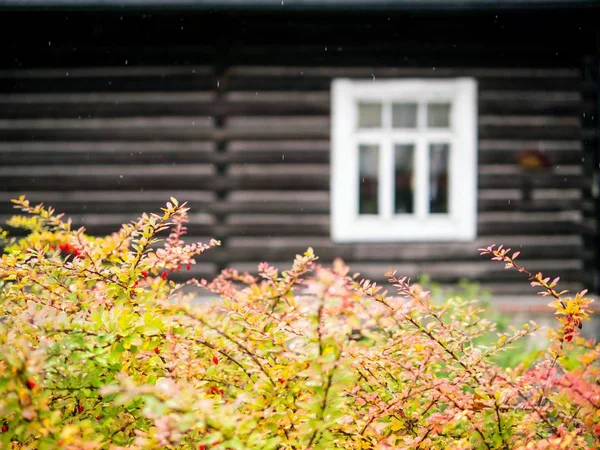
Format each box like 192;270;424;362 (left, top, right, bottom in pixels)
0;197;598;449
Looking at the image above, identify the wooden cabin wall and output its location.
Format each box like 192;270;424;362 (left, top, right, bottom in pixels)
582;54;600;295
0;10;597;295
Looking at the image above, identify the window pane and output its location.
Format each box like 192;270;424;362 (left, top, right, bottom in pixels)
429;143;450;213
427;103;451;128
392;103;417;128
394;144;414;214
359;144;379;215
358;102;382;128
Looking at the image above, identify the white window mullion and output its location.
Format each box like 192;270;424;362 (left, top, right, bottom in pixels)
379;136;394;219
416;102;429;219
379;103;393;219
415;135;429;219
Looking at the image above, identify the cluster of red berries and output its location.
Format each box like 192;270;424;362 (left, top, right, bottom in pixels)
58;243;81;257
140;263;193;281
564;314;582;342
48;242;82;257
208;385;225;396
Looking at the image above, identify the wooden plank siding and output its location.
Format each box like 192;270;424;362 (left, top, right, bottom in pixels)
581;56;600;293
0;10;595;296
0;62;588;295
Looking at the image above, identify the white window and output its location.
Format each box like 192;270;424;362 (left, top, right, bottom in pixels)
331;78;477;242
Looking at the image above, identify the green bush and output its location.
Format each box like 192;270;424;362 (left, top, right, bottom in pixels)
0;197;598;449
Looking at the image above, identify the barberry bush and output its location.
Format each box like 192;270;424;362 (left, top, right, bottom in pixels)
0;197;598;449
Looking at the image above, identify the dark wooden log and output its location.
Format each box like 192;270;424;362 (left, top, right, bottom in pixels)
0;92;216;118
0;141;216;165
0;164;217;191
0;117;214;141
224;235;582;262
227;259;584;284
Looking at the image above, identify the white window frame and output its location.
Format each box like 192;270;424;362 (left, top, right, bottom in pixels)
331;78;478;242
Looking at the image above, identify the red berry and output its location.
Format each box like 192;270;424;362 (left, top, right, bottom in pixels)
210;386;218;394
170;267;175;273
186;263;192;271
219;388;224;395
78;404;84;413
141;270;149;278
177;264;181;272
199;446;206;450
26;379;36;389
278;378;285;384
96;416;101;421
161;271;168;279
154;346;160;354
1;425;7;433
212;356;219;365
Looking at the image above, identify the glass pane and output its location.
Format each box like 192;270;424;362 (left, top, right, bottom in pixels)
427;103;451;128
392;103;417;128
394;144;414;214
358;144;379;215
429;143;450;213
357;102;382;128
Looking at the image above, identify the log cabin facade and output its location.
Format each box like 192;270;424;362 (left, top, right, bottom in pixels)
0;1;599;296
